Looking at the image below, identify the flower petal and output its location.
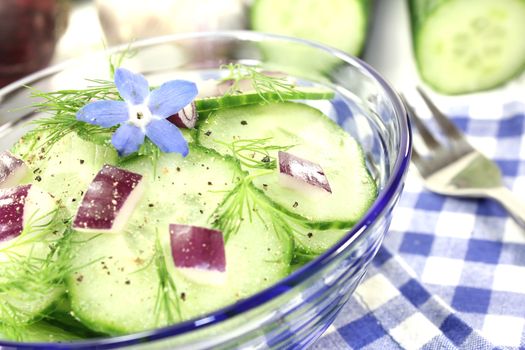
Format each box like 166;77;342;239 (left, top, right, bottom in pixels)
148;80;198;118
77;100;128;128
145;119;188;156
114;68;150;105
111;124;145;156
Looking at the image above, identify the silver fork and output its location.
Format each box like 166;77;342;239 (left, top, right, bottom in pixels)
402;87;525;229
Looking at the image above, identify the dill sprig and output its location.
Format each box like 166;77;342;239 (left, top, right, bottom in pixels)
0;225;75;328
215;137;295;170
220;63;296;103
109;45;137;79
0;208;61;253
210;176;255;242
210;173;294;260
28;79;120;152
153;234;181;325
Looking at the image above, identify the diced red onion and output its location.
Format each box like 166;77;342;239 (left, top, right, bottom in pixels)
169;224;226;285
0;151;28;189
0;185;56;243
73;165;143;233
167;101;198;129
278;151;332;193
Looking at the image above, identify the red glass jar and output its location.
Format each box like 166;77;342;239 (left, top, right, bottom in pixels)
0;0;68;87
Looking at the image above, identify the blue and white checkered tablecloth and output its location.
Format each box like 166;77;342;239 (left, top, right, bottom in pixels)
313;100;525;349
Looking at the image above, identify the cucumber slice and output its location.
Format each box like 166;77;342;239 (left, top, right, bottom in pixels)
410;0;525;94
67;147;289;334
251;0;370;56
160;186;291;321
291;222;350;256
10;131;118;215
197;102;377;228
195;87;335;113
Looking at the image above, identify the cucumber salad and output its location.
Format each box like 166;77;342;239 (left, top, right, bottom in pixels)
0;63;376;342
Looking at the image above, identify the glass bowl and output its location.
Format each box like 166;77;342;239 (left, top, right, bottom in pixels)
0;31;411;349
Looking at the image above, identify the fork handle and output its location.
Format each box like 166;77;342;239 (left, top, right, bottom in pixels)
487;187;525;229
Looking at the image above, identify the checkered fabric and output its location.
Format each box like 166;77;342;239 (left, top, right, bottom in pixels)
314;100;525;349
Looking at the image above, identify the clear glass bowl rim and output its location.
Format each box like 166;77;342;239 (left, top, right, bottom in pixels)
0;31;411;349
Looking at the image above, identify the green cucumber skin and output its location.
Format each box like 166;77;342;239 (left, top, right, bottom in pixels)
195;88;335;113
409;0;446;32
250;0;371;56
409;0;525;94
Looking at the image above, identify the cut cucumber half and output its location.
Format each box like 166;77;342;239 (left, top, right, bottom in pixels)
410;0;525;94
67;147;289;334
251;0;370;56
197;102;377;228
195;87;335;113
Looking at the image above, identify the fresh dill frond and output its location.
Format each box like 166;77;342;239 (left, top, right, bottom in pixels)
30;79;118;117
109;44;136;78
0;225;75;328
153;234;181;325
220;63;296;103
216;137;295;170
0;208;61;253
28;80;120;152
210;172;294;257
210;177;253;242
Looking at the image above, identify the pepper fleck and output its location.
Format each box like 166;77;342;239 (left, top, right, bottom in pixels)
293;201;299;208
180;292;186;301
35;175;42;182
240;120;248;125
307;232;313;238
79;159;85;164
204;130;212;136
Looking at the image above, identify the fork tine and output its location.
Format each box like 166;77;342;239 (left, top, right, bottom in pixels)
410;146;429;175
416;86;465;141
400;93;441;150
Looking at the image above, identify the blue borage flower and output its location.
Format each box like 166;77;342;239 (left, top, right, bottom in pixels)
76;68;198;157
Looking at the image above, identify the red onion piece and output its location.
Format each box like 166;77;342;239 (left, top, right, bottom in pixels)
0;184;56;243
0;151;28;189
167;101;198;129
278;151;332;193
0;185;30;242
73;165;144;233
169;224;226;285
